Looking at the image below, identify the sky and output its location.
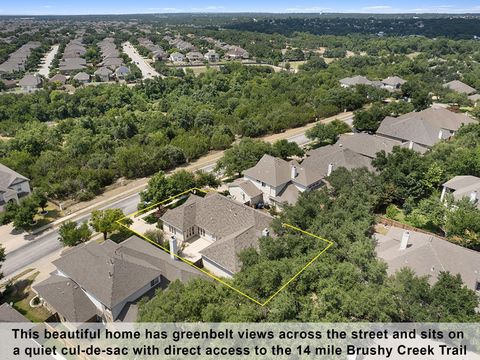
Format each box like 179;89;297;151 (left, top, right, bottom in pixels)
0;1;479;15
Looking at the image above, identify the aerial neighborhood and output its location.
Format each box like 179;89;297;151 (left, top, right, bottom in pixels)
0;13;479;329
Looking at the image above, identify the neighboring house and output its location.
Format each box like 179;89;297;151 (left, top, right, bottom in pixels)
0;303;30;322
58;58;87;74
115;66;130;80
440;175;480;209
336;133;402;159
376;107;477;153
186;51;203;62
33;236;205;323
228;178;263;206
169;52;185;63
152;49;168;61
240;148;373;208
100;57;124;69
48;73;67;85
382;76;406;90
443;80;477;96
94;66;112;82
73;72;90;84
204;50;219;62
18;74;42;92
339;75;373;88
468;93;480;105
376;226;480;292
0;163;31;212
225;47;249;60
161;192;273;278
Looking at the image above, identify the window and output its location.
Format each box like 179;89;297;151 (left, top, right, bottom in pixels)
261;182;266;187
150;277;160;287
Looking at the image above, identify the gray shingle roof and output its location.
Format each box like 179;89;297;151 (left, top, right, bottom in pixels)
443;175;480;208
376;107;476;147
376;226;480;290
0;163;29;189
382;76;406;86
73;72;90;81
243;154;291;187
51;236;204;310
229;179;262;198
339;75;372;86
336;133;402;158
0;303;30;322
443;80;477;95
18;74;41;87
33;275;99;323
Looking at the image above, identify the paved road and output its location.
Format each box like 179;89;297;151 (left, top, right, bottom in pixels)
2;193;140;278
37;44;59;77
2;111;354;279
122;42;160;79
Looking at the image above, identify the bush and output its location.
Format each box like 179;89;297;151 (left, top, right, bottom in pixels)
385;204;400;219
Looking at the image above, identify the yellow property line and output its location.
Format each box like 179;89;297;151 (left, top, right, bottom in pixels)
116;188;333;306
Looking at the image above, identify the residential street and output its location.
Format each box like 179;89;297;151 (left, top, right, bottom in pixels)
122;41;161;79
37;44;59;77
1;110;353;281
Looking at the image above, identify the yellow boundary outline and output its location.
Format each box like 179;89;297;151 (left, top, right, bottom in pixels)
116;187;334;306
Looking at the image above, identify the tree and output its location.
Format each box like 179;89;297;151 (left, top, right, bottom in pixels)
445;198;480;248
215;138;273;177
0;245;5;280
13;198;38;230
58;221;92;247
32;190;48;214
306;120;350;146
271;139;304;159
352;103;387;132
90;208;130;241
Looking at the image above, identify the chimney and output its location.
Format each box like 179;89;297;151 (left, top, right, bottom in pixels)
262;228;270;237
169;235;178;261
470;191;478;203
438;129;443;139
400;230;410;250
408;141;414;150
291;165;297;179
327;163;334;177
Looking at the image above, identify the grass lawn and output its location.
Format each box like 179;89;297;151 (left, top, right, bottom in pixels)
30;202;62;230
2;272;52;322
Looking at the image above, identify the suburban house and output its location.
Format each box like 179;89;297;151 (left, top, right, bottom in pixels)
443;80;477;96
237;147;373;208
225;47;249;60
186;51;203;62
376;226;480;292
204;50;219;62
73;72;90;84
228;178;263;206
161;192;273;278
169;52;185;63
48;73;67;85
114;66;130;80
0;163;31;212
0;41;40;75
381;76;406;90
94;67;112;82
33;236;205;323
376;107;477;153
58;58;86;74
0;303;30;322
440;175;480;209
100;57;123;69
340;75;375;88
336;133;402;159
18;74;42;92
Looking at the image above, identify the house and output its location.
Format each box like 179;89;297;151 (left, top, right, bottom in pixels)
169;52;185;63
376;107;477;153
443;80;477;96
48;73;67;85
33;236;205;323
440;175;480;209
152;49;168;61
339;75;373;88
225;47;249;60
0;163;31;212
73;72;90;84
382;76;406;90
114;66;130;80
186;51;203;62
336;133;402;159
58;58;86;74
468;93;480;105
100;57;123;69
375;226;480;291
94;66;112;82
161;192;273;278
18;74;42;92
228;178;263;206
0;303;30;322
204;50;219;62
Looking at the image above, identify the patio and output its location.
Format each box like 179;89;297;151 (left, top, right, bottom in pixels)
181;236;214;262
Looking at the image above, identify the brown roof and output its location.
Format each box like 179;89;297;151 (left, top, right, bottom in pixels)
243;154;291;187
443;80;477;95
